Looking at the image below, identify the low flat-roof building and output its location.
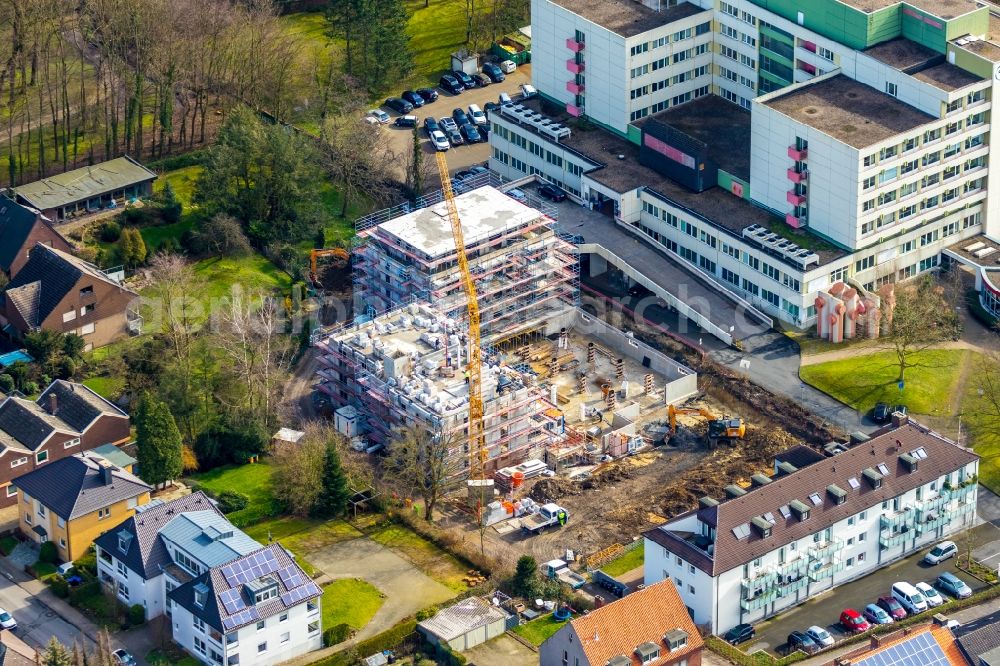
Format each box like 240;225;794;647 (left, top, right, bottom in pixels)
417;597;510;652
14;156;157;221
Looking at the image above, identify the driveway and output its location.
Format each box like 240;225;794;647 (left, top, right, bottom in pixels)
307;537;456;640
463;634;538;666
747;525;995;655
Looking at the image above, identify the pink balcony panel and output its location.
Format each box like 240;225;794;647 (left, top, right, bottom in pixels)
566;38;585;52
785;213;805;229
566;81;585;94
787;168;808;183
797;61;817;75
801;40;817;53
787;146;808;160
566;59;585;74
787;190;806;206
566;103;582;117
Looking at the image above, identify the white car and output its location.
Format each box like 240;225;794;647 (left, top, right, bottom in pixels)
805;626;834;648
498;92;512;105
520;83;538;99
468;104;487;126
915;581;944;607
506;188;528;204
0;608;16;630
430;130;450;151
112;649;137;666
367;109;390;124
500;59;517;73
923;540;958;565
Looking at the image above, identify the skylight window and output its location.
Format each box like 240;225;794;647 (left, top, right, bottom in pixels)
779;505;791;519
763;512;776;524
912;447;927;460
848;477;860;489
808;493;822;506
732;523;751;539
877;463;890;475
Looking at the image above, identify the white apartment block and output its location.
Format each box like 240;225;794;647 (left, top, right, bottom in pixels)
643;418;979;634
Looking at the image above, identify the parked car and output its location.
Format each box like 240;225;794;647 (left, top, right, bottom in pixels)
499;59;517;73
484;101;500;116
468;104;487;126
439;116;458;132
936;572;972;599
724;623;755;645
468;165;489;177
628;283;653;298
56;562;75;576
538;183;568;202
393;115;417;128
520;83;538;99
384;97;413;114
873;402;891;423
111;650;137;666
452;70;475;88
0;609;15;630
482;62;505;82
439;74;464;94
924;541;958;565
401;90;426;108
806;626;835;648
499;91;512;105
367;109;390;124
452;108;470;125
506;188;528;204
430;130;450;152
916;582;944;607
454;170;474;182
840;609;871;634
424;117;440;136
876;595;907;621
446;127;464;146
891;581;928;614
416;87;439;103
787;631;819;654
863;603;893;625
459;123;481;143
471;73;491;87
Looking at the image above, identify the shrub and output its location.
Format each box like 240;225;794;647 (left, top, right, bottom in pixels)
129;604;146;625
21;381;38;396
39;541;58;564
415;606;438;621
69;580;101;605
74;548;97;576
217;490;250;514
323;623;351;647
50;576;69;598
0;375;13;393
0;536;17;556
99;220;122;242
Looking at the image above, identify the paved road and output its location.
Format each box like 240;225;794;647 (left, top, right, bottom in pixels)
0;562;96;653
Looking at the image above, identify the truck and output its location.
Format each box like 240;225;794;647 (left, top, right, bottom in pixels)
544;559;586;589
522;503;569;534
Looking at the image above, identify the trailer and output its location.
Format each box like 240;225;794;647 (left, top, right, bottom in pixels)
544;559;586;589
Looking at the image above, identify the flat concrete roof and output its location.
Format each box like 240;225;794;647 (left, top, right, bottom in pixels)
945;234;1000;267
376;186;541;259
957;36;1000;62
549;0;707;38
912;62;983;91
763;74;936;149
635;96;752;180
864;38;939;70
838;0;978;18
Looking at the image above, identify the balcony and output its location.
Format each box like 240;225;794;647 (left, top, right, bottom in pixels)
880;509;913;530
566;81;585;94
880;531;908;549
808;560;845;581
776;576;810;597
566;59;585;74
742;571;779;592
948;483;976;502
566;103;582;117
808;539;843;560
788;146;808;160
785;213;805;229
566;37;585;52
786;190;807;206
740;589;778;611
918;494;950;514
787;168;808;183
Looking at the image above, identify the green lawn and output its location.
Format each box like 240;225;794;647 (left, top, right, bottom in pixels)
963;362;1000;494
800;349;971;416
192;255;293;301
512;614;569;646
140;218;195;252
244;517;362;552
189;462;279;526
322;578;385;630
368;523;470;592
82;376;125;400
601;546;644;577
154;165;203;207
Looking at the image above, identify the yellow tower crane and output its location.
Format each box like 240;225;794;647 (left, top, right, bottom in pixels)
433;152;488;484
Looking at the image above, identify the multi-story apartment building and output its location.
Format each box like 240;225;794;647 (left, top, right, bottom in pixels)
491;0;1000;330
643;417;979;634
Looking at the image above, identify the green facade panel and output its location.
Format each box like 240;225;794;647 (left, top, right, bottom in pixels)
750;0;872;50
867;5;903;47
626;124;642;146
943;6;990;42
952;47;994;79
718;170;752;200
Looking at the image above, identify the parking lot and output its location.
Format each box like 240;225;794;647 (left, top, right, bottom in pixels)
377;65;532;180
748;523;996;655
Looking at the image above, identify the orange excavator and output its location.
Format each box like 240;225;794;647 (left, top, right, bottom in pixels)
667;404;745;447
309;248;349;285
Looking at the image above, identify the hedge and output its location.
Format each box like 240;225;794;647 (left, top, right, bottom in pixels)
705;637;808;666
311;618;418;666
324;623;351;647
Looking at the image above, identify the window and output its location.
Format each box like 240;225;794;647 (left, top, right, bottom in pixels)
280;632;290;644
846;557;854;568
859;533;866;542
257;620;266;631
81;304;95;316
5;486;15;498
59;538;66;548
254;586;278;604
117;581;129;600
36;451;48;464
194;638;207;655
885;82;897;96
630;43;648;56
688;584;695;594
98;507;111;520
858;552;866;562
64;438;80;449
863;176;876;190
62;310;77;323
308;621;320;634
280;613;288;623
79;285;94;297
79;322;95;336
818;46;835;61
903;137;918;152
194;616;206;632
257;643;267;654
117;561;127;576
968;89;985;105
10;457;27;468
864;154;877;167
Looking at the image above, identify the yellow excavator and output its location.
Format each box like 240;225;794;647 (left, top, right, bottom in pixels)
667;404;745;447
309;248;350;285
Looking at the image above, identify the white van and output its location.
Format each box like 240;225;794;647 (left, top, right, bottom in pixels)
891;581;928;614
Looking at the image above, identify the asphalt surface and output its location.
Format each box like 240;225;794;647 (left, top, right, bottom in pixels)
0;561;97;653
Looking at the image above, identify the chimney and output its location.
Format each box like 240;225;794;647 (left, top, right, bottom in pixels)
99;465;114;486
891;412;908;428
48;392;58;416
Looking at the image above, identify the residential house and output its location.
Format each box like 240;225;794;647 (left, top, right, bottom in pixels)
13;156;156;221
0;379;131;508
0;631;39;666
956;609;1000;665
644;418;979;634
0;199;73;278
0;243;140;349
540;579;703;666
93;491;260;619
12;451;151;561
835;623;968;666
169;543;322;666
418;597;510;652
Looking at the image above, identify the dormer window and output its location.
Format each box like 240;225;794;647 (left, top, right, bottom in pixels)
247;576;280;605
635;642;660;664
863;467;883;489
194;582;210;608
827;484;847;505
751;516;772;538
117;531;133;554
664;629;688;651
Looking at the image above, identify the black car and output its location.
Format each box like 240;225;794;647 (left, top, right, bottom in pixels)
628;283;653;298
384;97;413;114
452;108;470;125
455;170;474;182
873;402;891;423
482;62;505;83
460;123;481;143
725;624;756;646
439;75;464;95
471;73;491;87
446;127;464;146
538;183;568;202
484;101;500;116
452;70;475;88
787;631;819;655
393;115;417;128
424;117;440;136
416;87;439;102
401;90;426;108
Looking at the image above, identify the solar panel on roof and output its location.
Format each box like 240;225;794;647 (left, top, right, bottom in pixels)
277;565;306;590
222;549;280;586
219;588;246;614
221;607;260;631
280;582;321;607
877;463;890;475
848;477;860;489
854;631;949;666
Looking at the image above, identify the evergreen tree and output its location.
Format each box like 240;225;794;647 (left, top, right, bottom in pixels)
135;393;184;487
512;555;538;597
41;637;72;666
314;441;350;518
161;181;183;224
120;227;148;266
410;126;424;199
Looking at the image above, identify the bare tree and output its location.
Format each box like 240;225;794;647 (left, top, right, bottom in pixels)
882;275;962;383
384;426;463;521
271;426;326;516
